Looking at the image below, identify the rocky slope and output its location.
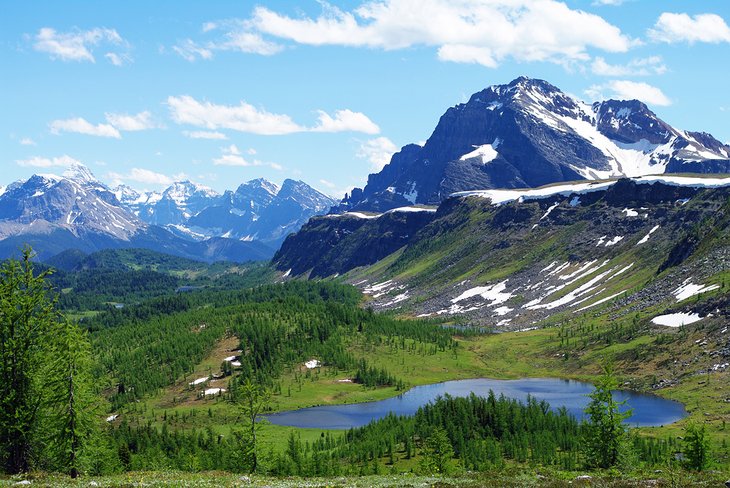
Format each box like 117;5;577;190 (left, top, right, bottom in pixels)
336;77;730;213
277;175;730;332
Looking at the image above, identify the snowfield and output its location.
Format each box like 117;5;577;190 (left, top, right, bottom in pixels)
651;312;703;327
452;175;730;206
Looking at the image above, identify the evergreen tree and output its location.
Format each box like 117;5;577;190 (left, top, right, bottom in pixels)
43;319;97;478
582;365;632;468
232;378;271;473
419;426;455;475
682;422;711;471
0;248;58;473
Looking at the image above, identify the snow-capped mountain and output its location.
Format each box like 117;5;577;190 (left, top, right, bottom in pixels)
183;178;337;246
0;162;144;242
0;163;275;262
116;181;221;226
110;177;335;246
337;77;730;212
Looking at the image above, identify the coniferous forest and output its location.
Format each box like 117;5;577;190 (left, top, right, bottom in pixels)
0;249;726;485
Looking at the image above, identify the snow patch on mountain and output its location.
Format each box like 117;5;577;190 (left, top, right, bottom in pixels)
460;141;500;164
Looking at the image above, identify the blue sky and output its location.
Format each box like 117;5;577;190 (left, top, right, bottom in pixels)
2;0;730;197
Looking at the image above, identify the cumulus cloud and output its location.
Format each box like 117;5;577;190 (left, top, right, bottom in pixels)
19;138;36;146
50;117;121;138
591;56;667;76
311;109;380;134
167;95;379;135
108;168;187;186
357;137;398;171
247;0;632;68
168;95;303;135
16;154;81;168
585;80;671;106
592;0;624;5
649;13;730;44
104;111;159;131
32;27;131;64
182;130;228;140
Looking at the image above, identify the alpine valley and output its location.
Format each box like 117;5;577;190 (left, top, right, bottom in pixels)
3;76;730;486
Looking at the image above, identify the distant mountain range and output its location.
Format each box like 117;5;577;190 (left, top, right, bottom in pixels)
0;162;335;262
113;177;336;245
336;77;730;212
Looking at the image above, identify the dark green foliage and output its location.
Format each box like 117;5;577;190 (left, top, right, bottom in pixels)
91;281;451;409
682;422;711;471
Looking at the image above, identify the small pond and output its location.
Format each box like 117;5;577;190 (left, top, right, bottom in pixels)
266;378;686;430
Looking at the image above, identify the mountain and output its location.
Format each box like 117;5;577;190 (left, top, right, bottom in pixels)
123;181;221;227
276;175;730;330
167;178;337;246
0;163;273;262
113;177;336;247
337;77;730;212
0;162;144;242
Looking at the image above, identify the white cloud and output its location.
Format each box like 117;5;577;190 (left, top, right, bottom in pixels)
649;13;730;44
172;39;213;62
104;52;131;66
437;44;497;68
32;27;130;64
16;154;80;168
168;95;303;135
591;56;667;76
108;168;187;186
50;117;121;138
173;21;282;61
357;137;398;171
585;80;671;106
105;111;159;131
319;179;336;189
182;130;228;140
249;0;632;68
311;109;380;134
592;0;624;5
212;144;282;170
19;137;36;146
167;95;379;135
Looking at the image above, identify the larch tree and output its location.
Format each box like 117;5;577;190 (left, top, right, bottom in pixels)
0;247;57;474
582;364;632;469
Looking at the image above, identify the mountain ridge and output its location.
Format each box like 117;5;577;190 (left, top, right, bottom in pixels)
0;163;333;261
336;77;730;213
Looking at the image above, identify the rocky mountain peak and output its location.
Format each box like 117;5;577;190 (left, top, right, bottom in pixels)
62;161;100;186
337;76;730;213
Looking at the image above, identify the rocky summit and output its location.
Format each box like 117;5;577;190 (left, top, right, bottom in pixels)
336;77;730;213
